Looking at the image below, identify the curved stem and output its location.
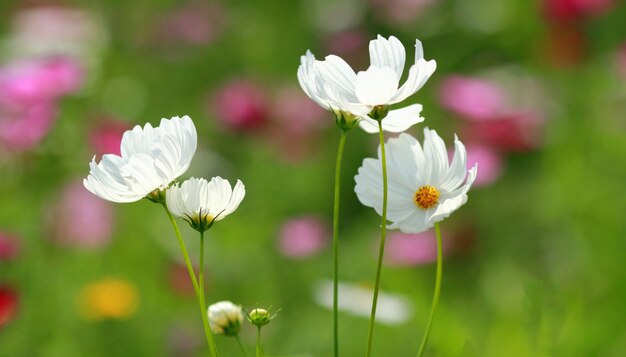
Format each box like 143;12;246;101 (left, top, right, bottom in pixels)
366;121;388;357
235;335;248;357
332;130;348;357
416;222;443;357
163;205;218;356
256;327;263;357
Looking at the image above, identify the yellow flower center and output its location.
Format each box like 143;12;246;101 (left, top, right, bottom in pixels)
414;185;440;209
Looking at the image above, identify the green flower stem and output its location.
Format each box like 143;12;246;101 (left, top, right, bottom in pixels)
332;130;348;357
256;327;263;357
366;120;388;357
416;222;443;357
235;335;248;357
163;205;218;356
198;230;217;356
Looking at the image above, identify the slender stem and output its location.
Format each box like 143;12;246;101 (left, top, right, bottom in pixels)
366;121;388;357
332;130;348;357
163;205;218;356
198;230;218;356
416;222;443;357
256;327;263;357
235;335;248;357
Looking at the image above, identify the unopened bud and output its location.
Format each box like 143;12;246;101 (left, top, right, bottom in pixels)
208;301;243;336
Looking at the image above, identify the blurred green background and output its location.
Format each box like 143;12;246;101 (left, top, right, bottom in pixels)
1;0;626;356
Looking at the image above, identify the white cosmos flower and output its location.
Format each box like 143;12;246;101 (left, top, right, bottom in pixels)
166;177;245;231
84;116;197;203
313;280;412;325
207;300;244;336
355;129;478;234
297;35;435;132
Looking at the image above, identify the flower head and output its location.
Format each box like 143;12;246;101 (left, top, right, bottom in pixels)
166;177;245;232
246;307;278;327
355;129;477;234
207;301;244;336
297;35;435;132
83;115;197;203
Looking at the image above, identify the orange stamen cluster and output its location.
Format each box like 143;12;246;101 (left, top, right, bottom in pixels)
414;185;440;209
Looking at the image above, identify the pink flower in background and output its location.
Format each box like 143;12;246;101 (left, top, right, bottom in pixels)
0;58;83;152
278;216;330;259
154;1;226;48
49;181;114;249
464;144;504;186
0;232;20;261
273;87;327;132
210;79;269;132
466;112;545;152
370;0;435;24
384;231;450;266
0;286;18;328
89;119;131;157
543;0;614;22
169;262;204;297
324;30;368;67
439;76;505;121
440;74;547;152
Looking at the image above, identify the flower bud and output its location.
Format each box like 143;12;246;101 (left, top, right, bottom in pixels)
208;301;243;336
368;105;389;121
333;110;360;132
246;307;277;327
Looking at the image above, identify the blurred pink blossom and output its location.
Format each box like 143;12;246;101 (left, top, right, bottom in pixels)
89;119;131;157
370;0;435;24
465;112;545;152
324;30;369;67
49;180;114;249
384;231;450;266
210;79;269;132
278;216;330;259
0;285;18;329
0;232;20;261
154;1;226;48
463;144;504;186
0;58;83;152
543;0;614;22
439;76;505;121
440;74;547;151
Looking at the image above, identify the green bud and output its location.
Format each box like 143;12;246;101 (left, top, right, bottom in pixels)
368;105;389;121
146;188;166;204
246;308;277;327
333;110;360;132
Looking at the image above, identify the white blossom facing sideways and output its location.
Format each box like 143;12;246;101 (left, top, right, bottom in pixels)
297;35;435;132
354;129;477;234
166;177;245;231
207;301;244;336
83;116;197;203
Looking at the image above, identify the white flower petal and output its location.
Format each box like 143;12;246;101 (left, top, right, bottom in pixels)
358;104;424;134
390;58;436;104
369;35;406;80
84;116;198;203
354;131;475;233
354;67;399;106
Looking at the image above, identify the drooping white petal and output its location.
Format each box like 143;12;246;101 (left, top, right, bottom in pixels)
354;67;399;106
369;35;406;80
217;179;246;221
390;58;437;104
358;104;424;133
84;115;198;203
